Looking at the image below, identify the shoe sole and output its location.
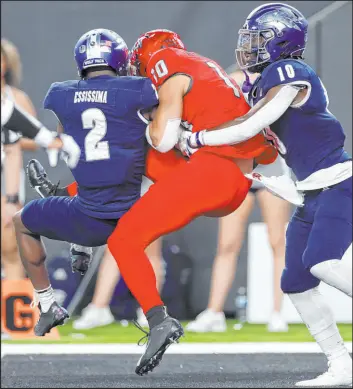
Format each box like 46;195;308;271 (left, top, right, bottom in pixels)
135;327;184;376
35;313;69;337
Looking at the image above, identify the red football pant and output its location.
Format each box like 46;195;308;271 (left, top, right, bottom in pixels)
107;151;252;314
67;182;78;196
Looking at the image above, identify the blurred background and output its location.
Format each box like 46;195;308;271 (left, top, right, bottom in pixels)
1;1;352;337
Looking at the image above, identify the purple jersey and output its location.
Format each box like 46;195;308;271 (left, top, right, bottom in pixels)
249;59;351;181
44;75;158;219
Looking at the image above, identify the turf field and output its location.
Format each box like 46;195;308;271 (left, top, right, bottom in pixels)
3;319;352;343
3;320;351;388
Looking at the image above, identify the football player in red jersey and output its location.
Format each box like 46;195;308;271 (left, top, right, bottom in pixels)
105;29;277;375
27;29;277;376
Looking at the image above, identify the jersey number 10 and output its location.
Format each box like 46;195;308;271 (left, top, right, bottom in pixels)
151;59;240;98
277;64;295;81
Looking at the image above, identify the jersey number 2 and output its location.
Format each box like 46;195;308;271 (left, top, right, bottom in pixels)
81;108;110;162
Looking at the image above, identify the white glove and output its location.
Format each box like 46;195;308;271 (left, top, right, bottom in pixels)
176;129;197;158
60;134;81;169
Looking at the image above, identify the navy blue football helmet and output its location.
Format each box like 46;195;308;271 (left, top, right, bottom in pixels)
74;29;128;77
236;3;308;73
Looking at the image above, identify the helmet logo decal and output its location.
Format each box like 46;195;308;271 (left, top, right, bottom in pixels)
256;9;302;32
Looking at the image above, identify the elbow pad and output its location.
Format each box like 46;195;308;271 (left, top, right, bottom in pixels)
146;118;181;153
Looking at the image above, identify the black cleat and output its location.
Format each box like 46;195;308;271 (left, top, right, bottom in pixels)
26;159;59;198
34;302;69;336
134;316;184;376
70;244;93;275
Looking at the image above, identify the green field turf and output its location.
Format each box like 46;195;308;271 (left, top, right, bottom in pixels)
3;320;352;344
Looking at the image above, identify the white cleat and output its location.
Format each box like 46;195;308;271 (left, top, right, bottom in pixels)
136;307;149;328
72;304;114;330
296;360;352;387
267;311;288;332
185;309;227;333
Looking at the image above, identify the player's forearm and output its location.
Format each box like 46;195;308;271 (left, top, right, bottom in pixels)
2;100;56;147
146;117;181;153
147;117;166;147
4;143;22;197
20;138;39;151
194;85;299;147
145;76;186;153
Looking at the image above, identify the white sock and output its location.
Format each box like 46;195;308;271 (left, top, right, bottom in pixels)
288;287;351;364
33;286;56;313
310;258;352;297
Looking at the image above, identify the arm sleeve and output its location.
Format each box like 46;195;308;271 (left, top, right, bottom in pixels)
200;85;300;146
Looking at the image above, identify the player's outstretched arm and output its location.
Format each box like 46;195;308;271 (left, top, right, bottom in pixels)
145;75;189;153
2;98;81;168
2;98;55;146
188;84;305;149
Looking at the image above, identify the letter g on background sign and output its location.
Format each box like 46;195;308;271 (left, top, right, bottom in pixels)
1;279;60;339
5;295;33;331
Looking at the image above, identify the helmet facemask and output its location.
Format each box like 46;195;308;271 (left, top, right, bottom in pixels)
236;29;274;73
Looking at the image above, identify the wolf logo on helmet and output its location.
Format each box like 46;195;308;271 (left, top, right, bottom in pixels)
180;4;353;386
236;3;308;73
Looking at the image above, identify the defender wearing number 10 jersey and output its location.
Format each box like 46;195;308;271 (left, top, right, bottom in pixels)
181;4;352;386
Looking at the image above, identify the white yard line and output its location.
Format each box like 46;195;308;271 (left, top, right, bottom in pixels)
2;342;352;357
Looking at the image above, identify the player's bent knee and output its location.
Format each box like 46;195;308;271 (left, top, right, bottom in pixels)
217;241;241;259
280;268;320;294
12;209;34;236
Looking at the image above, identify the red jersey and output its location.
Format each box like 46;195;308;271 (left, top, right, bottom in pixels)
146;47;276;160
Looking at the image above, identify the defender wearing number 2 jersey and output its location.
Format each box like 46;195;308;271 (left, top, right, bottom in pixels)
13;29;162;340
19;29;158;247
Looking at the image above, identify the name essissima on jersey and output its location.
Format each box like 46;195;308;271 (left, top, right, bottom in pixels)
74;90;108;104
